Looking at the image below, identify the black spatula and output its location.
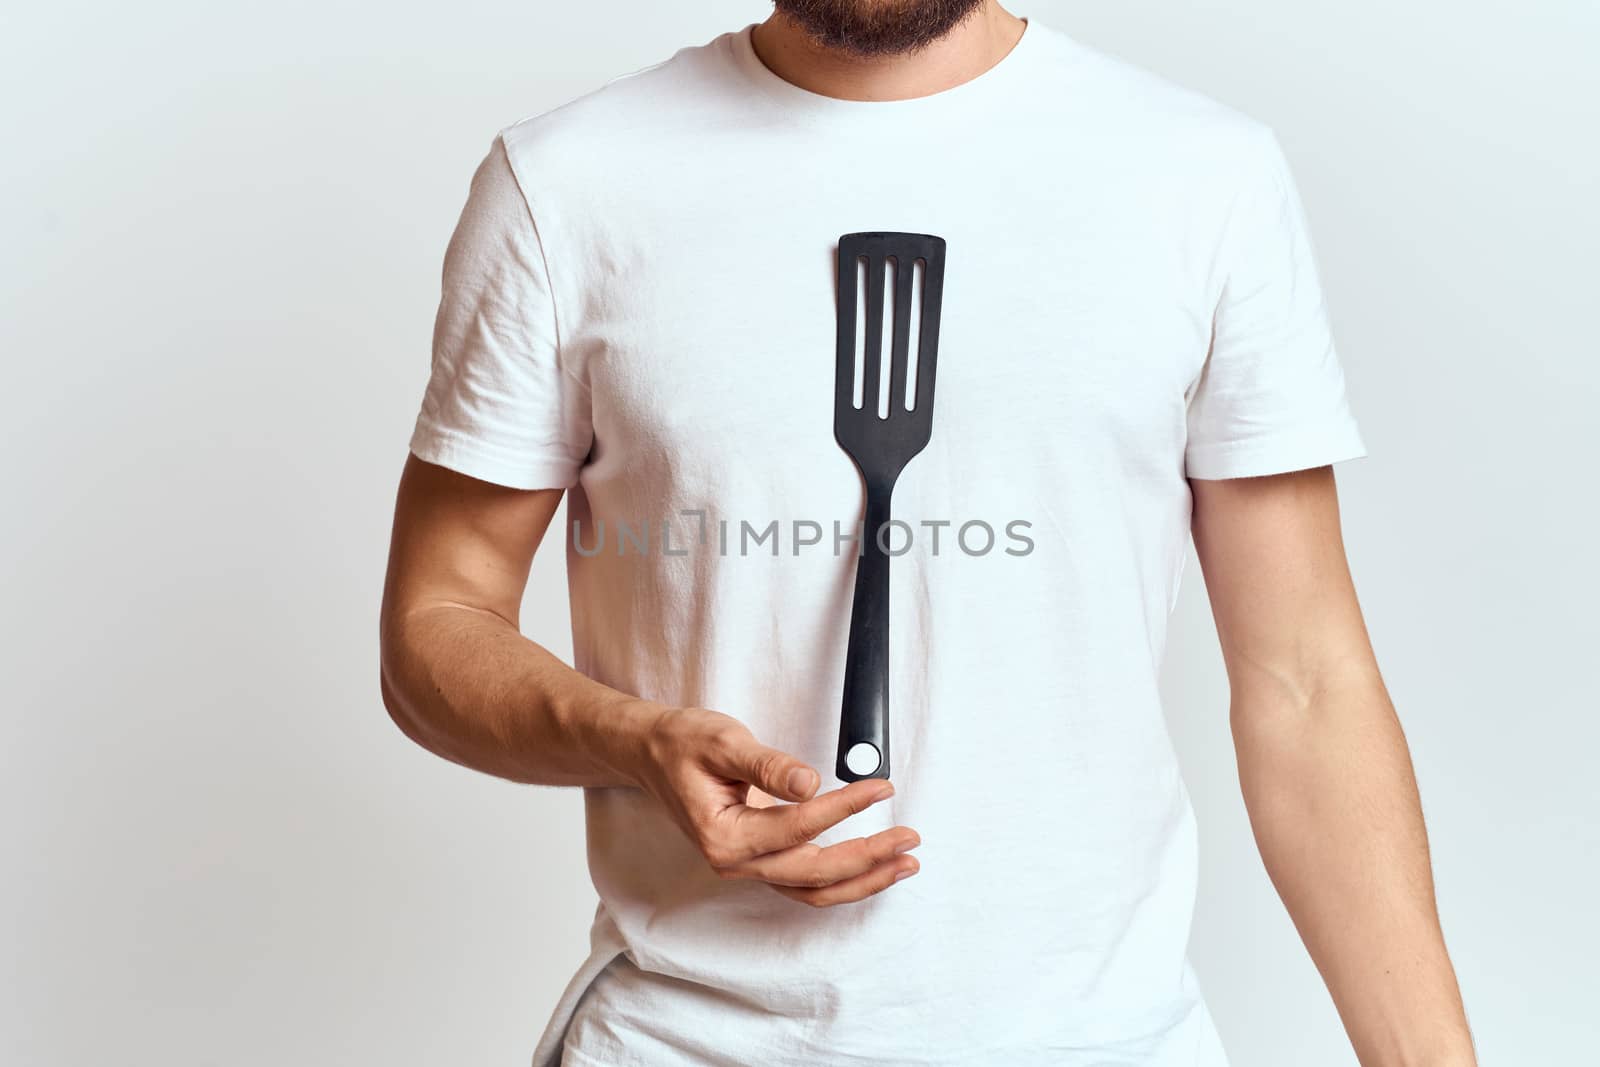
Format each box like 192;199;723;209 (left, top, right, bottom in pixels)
832;231;947;782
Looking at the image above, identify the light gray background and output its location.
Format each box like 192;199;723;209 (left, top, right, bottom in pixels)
4;1;1597;1064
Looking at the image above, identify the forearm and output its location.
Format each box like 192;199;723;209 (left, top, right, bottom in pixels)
1234;667;1474;1066
379;601;662;788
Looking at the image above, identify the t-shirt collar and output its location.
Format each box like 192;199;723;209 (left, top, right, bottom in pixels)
724;16;1043;123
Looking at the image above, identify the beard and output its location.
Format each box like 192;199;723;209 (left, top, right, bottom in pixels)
771;0;988;57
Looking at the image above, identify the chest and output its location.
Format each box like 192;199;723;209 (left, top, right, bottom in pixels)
563;177;1215;501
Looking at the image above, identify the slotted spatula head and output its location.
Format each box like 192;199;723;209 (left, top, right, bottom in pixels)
833;232;946;490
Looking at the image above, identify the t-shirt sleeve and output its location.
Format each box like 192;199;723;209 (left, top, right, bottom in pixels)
408;130;592;490
1183;131;1367;480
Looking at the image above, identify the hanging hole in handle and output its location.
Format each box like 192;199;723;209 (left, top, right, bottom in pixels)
845;742;881;777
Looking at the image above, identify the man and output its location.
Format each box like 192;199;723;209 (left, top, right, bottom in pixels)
379;2;1476;1064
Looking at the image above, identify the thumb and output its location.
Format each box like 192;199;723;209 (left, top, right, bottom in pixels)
715;736;819;802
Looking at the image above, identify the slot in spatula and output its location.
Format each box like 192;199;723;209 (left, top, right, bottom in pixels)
832;231;947;782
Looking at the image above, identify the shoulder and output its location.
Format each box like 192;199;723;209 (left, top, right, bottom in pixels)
492;31;745;174
1029;22;1286;180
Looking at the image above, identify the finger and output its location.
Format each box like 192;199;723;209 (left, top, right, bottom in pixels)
773;854;920;908
725;778;895;858
708;734;819;803
725;826;920;888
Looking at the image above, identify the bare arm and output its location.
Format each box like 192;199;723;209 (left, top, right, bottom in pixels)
378;454;919;905
378;453;653;788
1190;466;1474;1067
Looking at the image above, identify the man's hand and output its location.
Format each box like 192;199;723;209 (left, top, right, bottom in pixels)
628;706;920;907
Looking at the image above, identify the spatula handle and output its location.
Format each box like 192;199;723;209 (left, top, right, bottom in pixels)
837;488;892;782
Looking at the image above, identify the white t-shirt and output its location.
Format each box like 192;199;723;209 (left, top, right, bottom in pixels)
409;18;1365;1067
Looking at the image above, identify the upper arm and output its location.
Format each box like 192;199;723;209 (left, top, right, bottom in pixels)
380;454;564;634
1183;131;1378;706
1190;466;1379;709
382;129;590;633
1183;130;1365;481
408;129;592;491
